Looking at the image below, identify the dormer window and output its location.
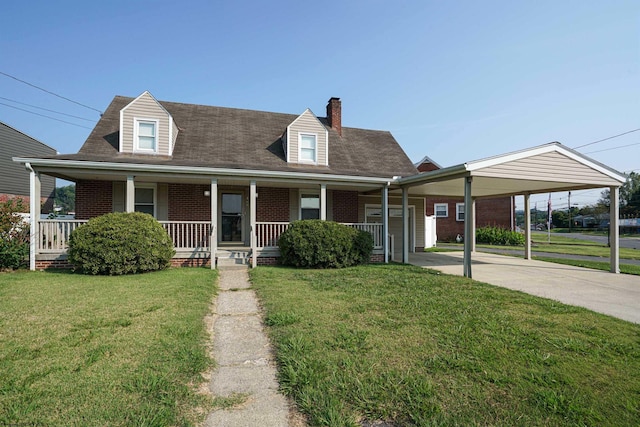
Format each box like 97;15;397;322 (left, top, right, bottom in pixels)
299;133;317;163
135;119;158;152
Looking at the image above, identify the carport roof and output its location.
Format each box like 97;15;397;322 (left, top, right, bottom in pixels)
398;142;626;197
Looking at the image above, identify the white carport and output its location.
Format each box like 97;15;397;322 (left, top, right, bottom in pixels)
396;142;627;278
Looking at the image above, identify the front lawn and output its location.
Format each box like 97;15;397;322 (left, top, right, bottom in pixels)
0;268;217;426
252;265;640;426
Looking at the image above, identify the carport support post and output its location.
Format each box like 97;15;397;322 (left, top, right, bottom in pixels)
210;179;217;270
320;184;327;221
610;186;620;274
463;176;472;278
402;187;409;263
250;180;257;268
382;184;389;263
524;193;531;260
126;176;135;212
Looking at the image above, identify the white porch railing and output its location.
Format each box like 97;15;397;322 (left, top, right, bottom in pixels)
255;222;384;249
35;220;384;253
344;223;384;249
159;221;211;250
255;222;290;248
37;220;212;253
38;220;88;252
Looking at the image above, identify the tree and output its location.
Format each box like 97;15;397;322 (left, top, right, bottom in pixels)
599;172;640;215
54;184;75;213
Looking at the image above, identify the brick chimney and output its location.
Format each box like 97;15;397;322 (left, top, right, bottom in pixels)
326;97;342;136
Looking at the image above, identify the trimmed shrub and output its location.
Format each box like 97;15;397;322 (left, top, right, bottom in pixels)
0;199;29;270
278;220;374;268
476;226;525;246
68;212;175;275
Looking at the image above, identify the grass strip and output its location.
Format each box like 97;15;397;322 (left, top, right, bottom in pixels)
533;256;640;275
0;268;217;426
252;265;640;426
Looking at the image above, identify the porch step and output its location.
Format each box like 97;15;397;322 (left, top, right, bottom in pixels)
216;248;251;267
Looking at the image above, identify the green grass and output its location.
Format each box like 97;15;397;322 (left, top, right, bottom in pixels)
251;265;640;427
438;235;640;260
0;268;218;426
533;256;640;275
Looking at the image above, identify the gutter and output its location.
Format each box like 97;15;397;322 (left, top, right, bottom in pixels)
12;157;396;186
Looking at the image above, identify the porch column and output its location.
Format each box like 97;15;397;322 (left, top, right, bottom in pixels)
27;164;40;271
610;186;620;273
250;180;257;268
320;184;327;220
210;179;217;270
382;184;389;263
463;176;472;278
126;176;135;212
471;197;476;253
524;193;531;260
402;187;409;263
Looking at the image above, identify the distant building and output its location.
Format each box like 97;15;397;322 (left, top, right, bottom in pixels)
416;156;515;241
0;121;56;211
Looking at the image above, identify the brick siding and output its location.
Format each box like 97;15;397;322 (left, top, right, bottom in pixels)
427;196;513;241
256;187;289;222
332;190;359;223
168;183;210;221
75;180;113;220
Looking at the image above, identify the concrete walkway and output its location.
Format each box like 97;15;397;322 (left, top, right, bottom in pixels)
205;266;290;427
409;251;640;324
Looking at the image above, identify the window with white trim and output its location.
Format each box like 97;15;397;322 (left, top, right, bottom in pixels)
299;134;317;163
135;186;156;217
135;119;158;152
434;203;448;218
300;193;320;219
456;203;465;221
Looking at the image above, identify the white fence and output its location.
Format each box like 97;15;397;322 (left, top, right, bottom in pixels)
343;223;384;249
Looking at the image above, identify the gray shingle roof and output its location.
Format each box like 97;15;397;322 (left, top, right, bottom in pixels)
54;96;418;178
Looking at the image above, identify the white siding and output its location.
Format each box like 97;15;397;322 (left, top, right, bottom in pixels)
287;109;328;165
121;92;174;156
477;151;621;186
112;182;125;212
359;195;426;249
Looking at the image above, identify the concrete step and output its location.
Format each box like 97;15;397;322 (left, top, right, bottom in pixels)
216;248;251;267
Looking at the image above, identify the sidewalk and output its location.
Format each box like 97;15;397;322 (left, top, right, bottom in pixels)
204;266;290;427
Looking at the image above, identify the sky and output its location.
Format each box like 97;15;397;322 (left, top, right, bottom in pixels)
1;0;639;211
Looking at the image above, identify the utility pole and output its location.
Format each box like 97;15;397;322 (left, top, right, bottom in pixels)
568;191;572;232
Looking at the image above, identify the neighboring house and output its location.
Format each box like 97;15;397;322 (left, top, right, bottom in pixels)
416;156;514;241
14;92;426;268
0;121;56;211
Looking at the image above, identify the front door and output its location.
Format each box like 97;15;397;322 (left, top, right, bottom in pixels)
221;193;243;243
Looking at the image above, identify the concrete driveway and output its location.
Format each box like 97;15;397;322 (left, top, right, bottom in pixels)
409;251;640;324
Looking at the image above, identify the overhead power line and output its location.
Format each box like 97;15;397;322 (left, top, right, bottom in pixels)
0;102;94;130
584;141;640;155
0;70;102;115
573;127;640;149
0;96;96;122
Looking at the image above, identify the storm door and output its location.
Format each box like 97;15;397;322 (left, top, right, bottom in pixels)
221;193;243;242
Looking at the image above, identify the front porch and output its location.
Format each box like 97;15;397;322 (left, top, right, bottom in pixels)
34;219;388;268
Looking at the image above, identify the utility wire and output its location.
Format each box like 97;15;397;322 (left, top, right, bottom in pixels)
573;127;640;149
0;70;102;115
0;102;94;130
0;96;96;122
584;141;640;155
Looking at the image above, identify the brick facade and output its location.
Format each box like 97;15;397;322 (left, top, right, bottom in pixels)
75;180;113;220
168;183;210;221
256;187;289;222
0;193;52;212
332;190;359;223
426;196;513;241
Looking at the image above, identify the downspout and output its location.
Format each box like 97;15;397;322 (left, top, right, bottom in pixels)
25;163;36;271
